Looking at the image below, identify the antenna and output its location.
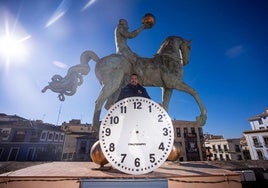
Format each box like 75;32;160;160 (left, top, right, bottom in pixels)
56;104;62;125
42;114;46;121
80;114;83;123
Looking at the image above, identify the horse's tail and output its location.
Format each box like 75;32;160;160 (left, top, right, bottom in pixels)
80;50;100;65
42;50;101;101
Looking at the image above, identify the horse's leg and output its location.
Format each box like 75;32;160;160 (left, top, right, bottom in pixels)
92;84;118;134
162;88;173;112
92;87;107;133
174;81;207;125
92;76;125;134
104;89;120;110
104;74;129;109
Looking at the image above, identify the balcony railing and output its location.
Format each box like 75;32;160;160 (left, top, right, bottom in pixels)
184;133;197;137
254;144;263;148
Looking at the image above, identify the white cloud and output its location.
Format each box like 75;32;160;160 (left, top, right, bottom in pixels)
225;45;244;58
45;0;72;28
82;0;98;11
53;60;68;69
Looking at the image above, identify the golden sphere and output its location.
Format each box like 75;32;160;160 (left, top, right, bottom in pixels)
167;143;182;161
142;13;155;28
90;140;108;167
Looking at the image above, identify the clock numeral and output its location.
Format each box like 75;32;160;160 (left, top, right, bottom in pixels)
120;106;127;114
134;158;140;167
149;153;155;163
133;102;142;109
158;114;163;122
148;105;152;112
110;116;119;124
121;153;127;163
163;128;168;136
105;128;111;136
158;142;165;151
109;143;115;152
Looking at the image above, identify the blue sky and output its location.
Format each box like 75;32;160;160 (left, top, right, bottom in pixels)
0;0;267;138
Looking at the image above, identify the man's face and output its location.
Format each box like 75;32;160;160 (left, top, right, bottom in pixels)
130;75;138;86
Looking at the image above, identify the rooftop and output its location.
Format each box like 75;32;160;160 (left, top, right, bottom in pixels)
248;108;268;121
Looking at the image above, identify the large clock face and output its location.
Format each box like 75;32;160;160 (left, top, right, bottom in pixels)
99;97;174;175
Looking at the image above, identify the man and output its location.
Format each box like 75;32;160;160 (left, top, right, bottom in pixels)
117;73;150;102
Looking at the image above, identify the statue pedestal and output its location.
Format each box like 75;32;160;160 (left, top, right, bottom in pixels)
0;161;242;188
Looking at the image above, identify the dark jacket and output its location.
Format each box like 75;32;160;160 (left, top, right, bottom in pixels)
117;84;150;102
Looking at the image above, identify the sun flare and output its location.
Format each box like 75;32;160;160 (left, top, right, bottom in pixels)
0;34;31;64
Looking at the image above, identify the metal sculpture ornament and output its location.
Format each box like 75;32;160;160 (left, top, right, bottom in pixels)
99;97;174;175
142;13;155;28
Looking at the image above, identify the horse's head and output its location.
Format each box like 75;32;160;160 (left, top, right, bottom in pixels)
157;36;191;65
179;37;191;65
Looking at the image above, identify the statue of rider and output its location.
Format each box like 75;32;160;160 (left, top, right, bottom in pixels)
115;19;151;79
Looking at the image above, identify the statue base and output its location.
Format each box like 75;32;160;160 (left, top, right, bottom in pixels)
0;161;242;188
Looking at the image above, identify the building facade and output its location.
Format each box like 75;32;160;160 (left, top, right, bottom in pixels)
244;108;268;160
172;120;206;161
204;137;244;161
0;113;64;161
61;119;97;161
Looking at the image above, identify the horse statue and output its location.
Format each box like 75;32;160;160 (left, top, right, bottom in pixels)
42;36;207;132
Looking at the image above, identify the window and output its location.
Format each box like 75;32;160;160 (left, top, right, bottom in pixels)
190;127;195;134
62;153;67;160
258;119;263;125
235;144;241;152
27;148;35;161
1;128;11;141
30;130;39;142
198;127;203;135
237;155;242;160
212;145;216;151
60;133;64;142
12;130;26;142
176;128;181;137
48;132;54;141
252;137;261;147
263;136;268;147
226;154;230;160
40;131;48;141
79;141;87;154
54;133;59;141
223;144;228;151
183;127;188;137
186;142;196;152
0;148;4;159
188;142;196;152
68;153;73;159
218;145;222;152
257;150;264;160
8;147;19;161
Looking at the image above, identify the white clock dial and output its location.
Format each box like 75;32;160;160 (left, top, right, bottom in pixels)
99;97;174;175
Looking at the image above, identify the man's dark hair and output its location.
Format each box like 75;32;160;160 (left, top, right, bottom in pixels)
131;73;138;77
